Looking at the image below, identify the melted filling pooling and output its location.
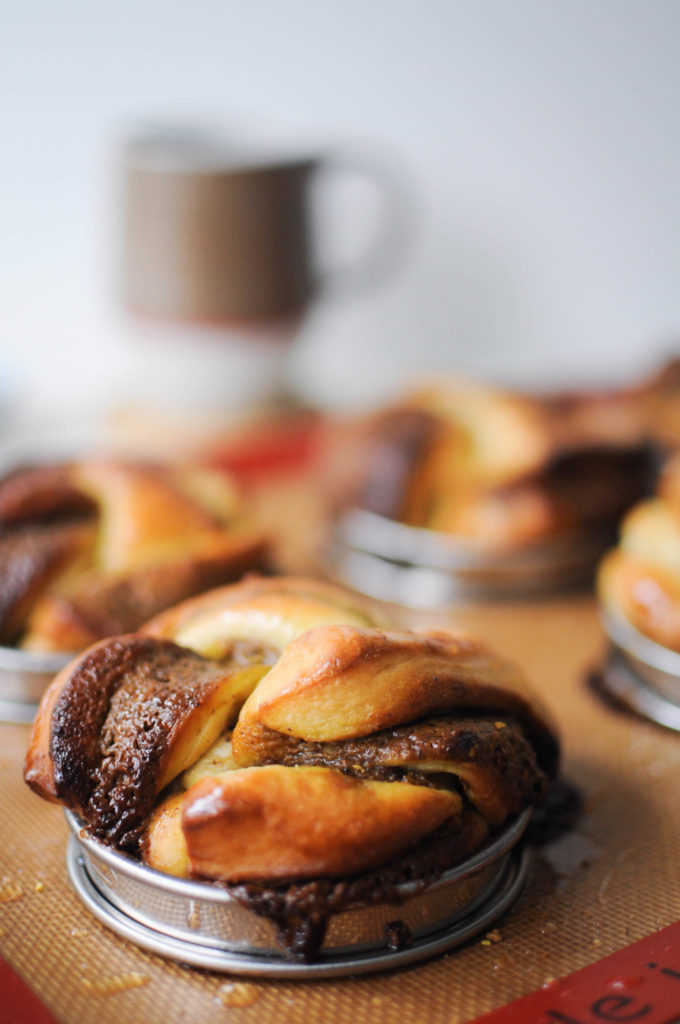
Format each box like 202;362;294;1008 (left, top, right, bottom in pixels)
171;712;546;963
222;806;490;963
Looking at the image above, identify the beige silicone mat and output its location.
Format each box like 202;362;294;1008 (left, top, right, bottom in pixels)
2;590;680;1024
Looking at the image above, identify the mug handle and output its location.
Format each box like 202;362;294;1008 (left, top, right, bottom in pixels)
311;147;417;301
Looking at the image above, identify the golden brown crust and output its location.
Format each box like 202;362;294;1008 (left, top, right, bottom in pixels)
402;380;552;489
339;384;551;531
142;793;190;877
70;461;237;573
142;574;387;657
231;625;558;776
599;549;680;652
180;765;462;882
26;575;558;933
252;715;544;828
24;645;82;803
424;446;652;547
597;490;680;652
24;575;384;806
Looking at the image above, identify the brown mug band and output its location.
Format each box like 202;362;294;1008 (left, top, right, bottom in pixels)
121;131;414;324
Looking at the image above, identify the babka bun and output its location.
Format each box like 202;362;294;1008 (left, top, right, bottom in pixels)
25;575;558;961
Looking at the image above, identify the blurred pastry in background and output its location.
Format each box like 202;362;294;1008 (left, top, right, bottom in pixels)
636;356;680;450
325;376;653;553
598;453;680;652
0;460;269;653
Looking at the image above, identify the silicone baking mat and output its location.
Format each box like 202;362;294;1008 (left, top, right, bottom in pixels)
2;588;680;1023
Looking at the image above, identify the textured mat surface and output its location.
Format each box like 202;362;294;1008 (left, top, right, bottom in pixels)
2;593;679;1023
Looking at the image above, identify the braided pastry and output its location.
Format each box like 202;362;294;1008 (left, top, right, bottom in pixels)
0;460;268;652
24;576;558;961
328;377;651;551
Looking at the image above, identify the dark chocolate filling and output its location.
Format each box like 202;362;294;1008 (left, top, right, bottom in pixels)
495;444;654;534
217;806;490;963
265;714;546;817
184;716;547;962
51;635;238;851
207;773;579;964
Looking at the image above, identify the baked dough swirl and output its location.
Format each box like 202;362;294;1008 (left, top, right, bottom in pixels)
0;460;268;651
25;576;558;961
326;377;651;550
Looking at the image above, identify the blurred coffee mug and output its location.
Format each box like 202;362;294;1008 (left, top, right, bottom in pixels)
122;126;413;326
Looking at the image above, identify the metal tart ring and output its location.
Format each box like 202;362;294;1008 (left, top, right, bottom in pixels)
65;807;532;975
327;509;606;606
0;645;70;723
66;829;531;978
599;610;680;731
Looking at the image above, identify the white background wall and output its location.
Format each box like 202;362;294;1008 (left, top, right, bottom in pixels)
2;1;680;421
